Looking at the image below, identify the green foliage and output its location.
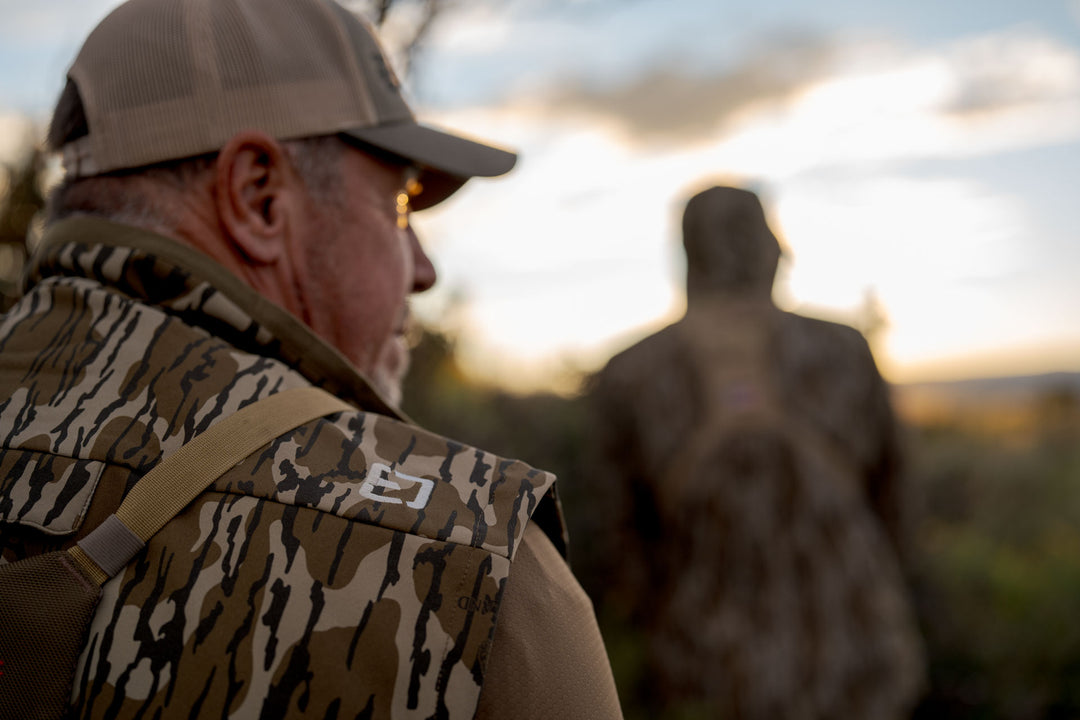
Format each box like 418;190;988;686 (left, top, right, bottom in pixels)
911;407;1080;720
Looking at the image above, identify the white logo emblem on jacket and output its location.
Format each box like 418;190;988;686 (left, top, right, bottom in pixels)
359;463;435;509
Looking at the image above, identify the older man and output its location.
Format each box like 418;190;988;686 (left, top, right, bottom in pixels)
0;1;622;718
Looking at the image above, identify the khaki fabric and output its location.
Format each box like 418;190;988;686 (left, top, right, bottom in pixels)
477;524;623;720
0;218;612;719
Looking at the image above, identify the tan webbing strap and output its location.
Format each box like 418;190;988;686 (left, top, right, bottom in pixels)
69;387;354;584
68;544;110;586
77;515;144;577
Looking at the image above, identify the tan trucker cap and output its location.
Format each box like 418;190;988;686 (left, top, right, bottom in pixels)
48;0;516;209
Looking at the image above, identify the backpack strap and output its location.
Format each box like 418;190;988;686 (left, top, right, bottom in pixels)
0;386;353;719
68;386;354;585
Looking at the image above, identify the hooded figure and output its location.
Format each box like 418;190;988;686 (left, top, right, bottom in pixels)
588;186;925;719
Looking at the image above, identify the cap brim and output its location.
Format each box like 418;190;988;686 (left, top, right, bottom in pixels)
343;122;517;210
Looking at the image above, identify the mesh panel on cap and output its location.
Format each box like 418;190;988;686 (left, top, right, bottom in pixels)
56;0;517;200
203;0;377;144
72;0;384;172
95;0;195;110
212;0;344;89
325;0;412;124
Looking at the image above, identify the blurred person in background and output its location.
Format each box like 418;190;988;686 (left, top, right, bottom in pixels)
589;185;924;719
0;1;622;718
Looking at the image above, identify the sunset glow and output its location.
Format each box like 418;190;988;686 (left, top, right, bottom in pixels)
2;1;1078;393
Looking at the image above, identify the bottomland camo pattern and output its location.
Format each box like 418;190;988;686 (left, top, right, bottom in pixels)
0;222;558;719
589;298;925;720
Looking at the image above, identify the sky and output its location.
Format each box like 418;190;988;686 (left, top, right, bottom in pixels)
1;0;1079;393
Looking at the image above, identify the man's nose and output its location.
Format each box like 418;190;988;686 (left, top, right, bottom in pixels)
409;228;437;293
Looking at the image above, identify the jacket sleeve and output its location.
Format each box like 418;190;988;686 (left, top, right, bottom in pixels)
474;523;625;720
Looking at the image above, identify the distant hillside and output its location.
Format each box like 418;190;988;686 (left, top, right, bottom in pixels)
893;371;1080;427
900;371;1080;399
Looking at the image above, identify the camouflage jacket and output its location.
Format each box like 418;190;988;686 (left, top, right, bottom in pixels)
588;298;923;719
0;218;577;720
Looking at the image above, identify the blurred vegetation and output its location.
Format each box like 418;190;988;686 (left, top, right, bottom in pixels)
907;387;1080;720
0;148;44;311
403;326;1080;720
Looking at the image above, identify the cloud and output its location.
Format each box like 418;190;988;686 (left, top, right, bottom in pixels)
414;27;1080;388
518;27;1080;159
941;33;1080;116
427;3;515;56
540;33;841;143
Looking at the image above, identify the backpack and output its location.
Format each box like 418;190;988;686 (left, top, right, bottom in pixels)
647;302;923;719
0;387;351;720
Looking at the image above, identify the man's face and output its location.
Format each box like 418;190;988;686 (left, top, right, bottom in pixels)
299;144;437;405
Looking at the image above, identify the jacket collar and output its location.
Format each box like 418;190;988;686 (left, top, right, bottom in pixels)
28;216;407;421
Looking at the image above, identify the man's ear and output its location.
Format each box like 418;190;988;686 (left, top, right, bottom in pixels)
214;131;299;265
